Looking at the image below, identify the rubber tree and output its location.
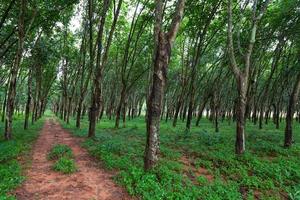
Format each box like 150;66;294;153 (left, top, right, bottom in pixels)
284;61;300;147
144;0;185;171
4;0;26;140
227;0;271;154
88;0;122;137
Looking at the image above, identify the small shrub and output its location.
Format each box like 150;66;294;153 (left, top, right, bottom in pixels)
52;157;77;174
47;144;73;160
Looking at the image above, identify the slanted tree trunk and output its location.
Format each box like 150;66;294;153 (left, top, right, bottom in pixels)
122;99;127;127
185;0;221;133
144;0;185;171
275;100;282;129
76;35;88;128
284;71;300;147
31;98;36;124
24;67;32;129
88;0;122;137
227;0;270;154
258;39;283;129
213;94;220;132
107;90;115;120
195;94;210;126
62;59;68;122
87;0;98;137
1;82;8;122
115;83;126;128
4;0;25;140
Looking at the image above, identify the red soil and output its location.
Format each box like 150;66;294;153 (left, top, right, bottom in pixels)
14;119;131;200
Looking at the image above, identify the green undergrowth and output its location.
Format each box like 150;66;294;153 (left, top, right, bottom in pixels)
47;144;73;160
0;114;45;199
60;116;300;200
52;157;77;174
48;144;77;174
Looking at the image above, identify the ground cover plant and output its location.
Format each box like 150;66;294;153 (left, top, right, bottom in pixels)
61;116;300;200
47;144;74;160
0;115;45;199
52;157;77;174
48;144;77;174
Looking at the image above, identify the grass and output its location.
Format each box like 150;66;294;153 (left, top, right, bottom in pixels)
61;115;300;200
52;157;77;174
0;114;45;199
47;144;73;160
48;143;77;174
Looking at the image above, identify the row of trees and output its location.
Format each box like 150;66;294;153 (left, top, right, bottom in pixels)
0;0;78;137
1;0;300;170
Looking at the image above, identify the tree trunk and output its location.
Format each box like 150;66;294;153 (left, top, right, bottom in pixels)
172;97;182;127
144;35;168;170
284;71;300;147
87;0;96;137
4;0;25;140
185;66;196;132
138;100;143;116
76;96;83;128
24;67;32;129
215;107;219;133
235;76;247;154
182;104;187;122
122;100;127;127
31;98;36;124
227;0;270;154
259;109;263;129
275;101;281;129
88;0;121;137
144;0;185;170
1;82;8;122
115;84;126;128
66;97;72;124
195;96;209;126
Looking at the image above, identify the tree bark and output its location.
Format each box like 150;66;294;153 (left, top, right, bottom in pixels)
24;67;32;129
235;75;247;154
115;83;126;128
87;0;97;137
144;0;185;171
1;82;8;122
284;71;300;147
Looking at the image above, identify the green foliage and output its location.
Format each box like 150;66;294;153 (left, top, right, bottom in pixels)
48;143;77;174
288;184;300;200
0;161;24;198
197;175;208;185
52;157;77;174
0;116;44;199
47;144;73;160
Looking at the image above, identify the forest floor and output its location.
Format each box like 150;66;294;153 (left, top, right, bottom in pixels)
14;118;131;200
61;116;300;200
1;114;300;200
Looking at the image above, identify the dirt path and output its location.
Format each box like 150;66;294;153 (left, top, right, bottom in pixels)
15;119;131;200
